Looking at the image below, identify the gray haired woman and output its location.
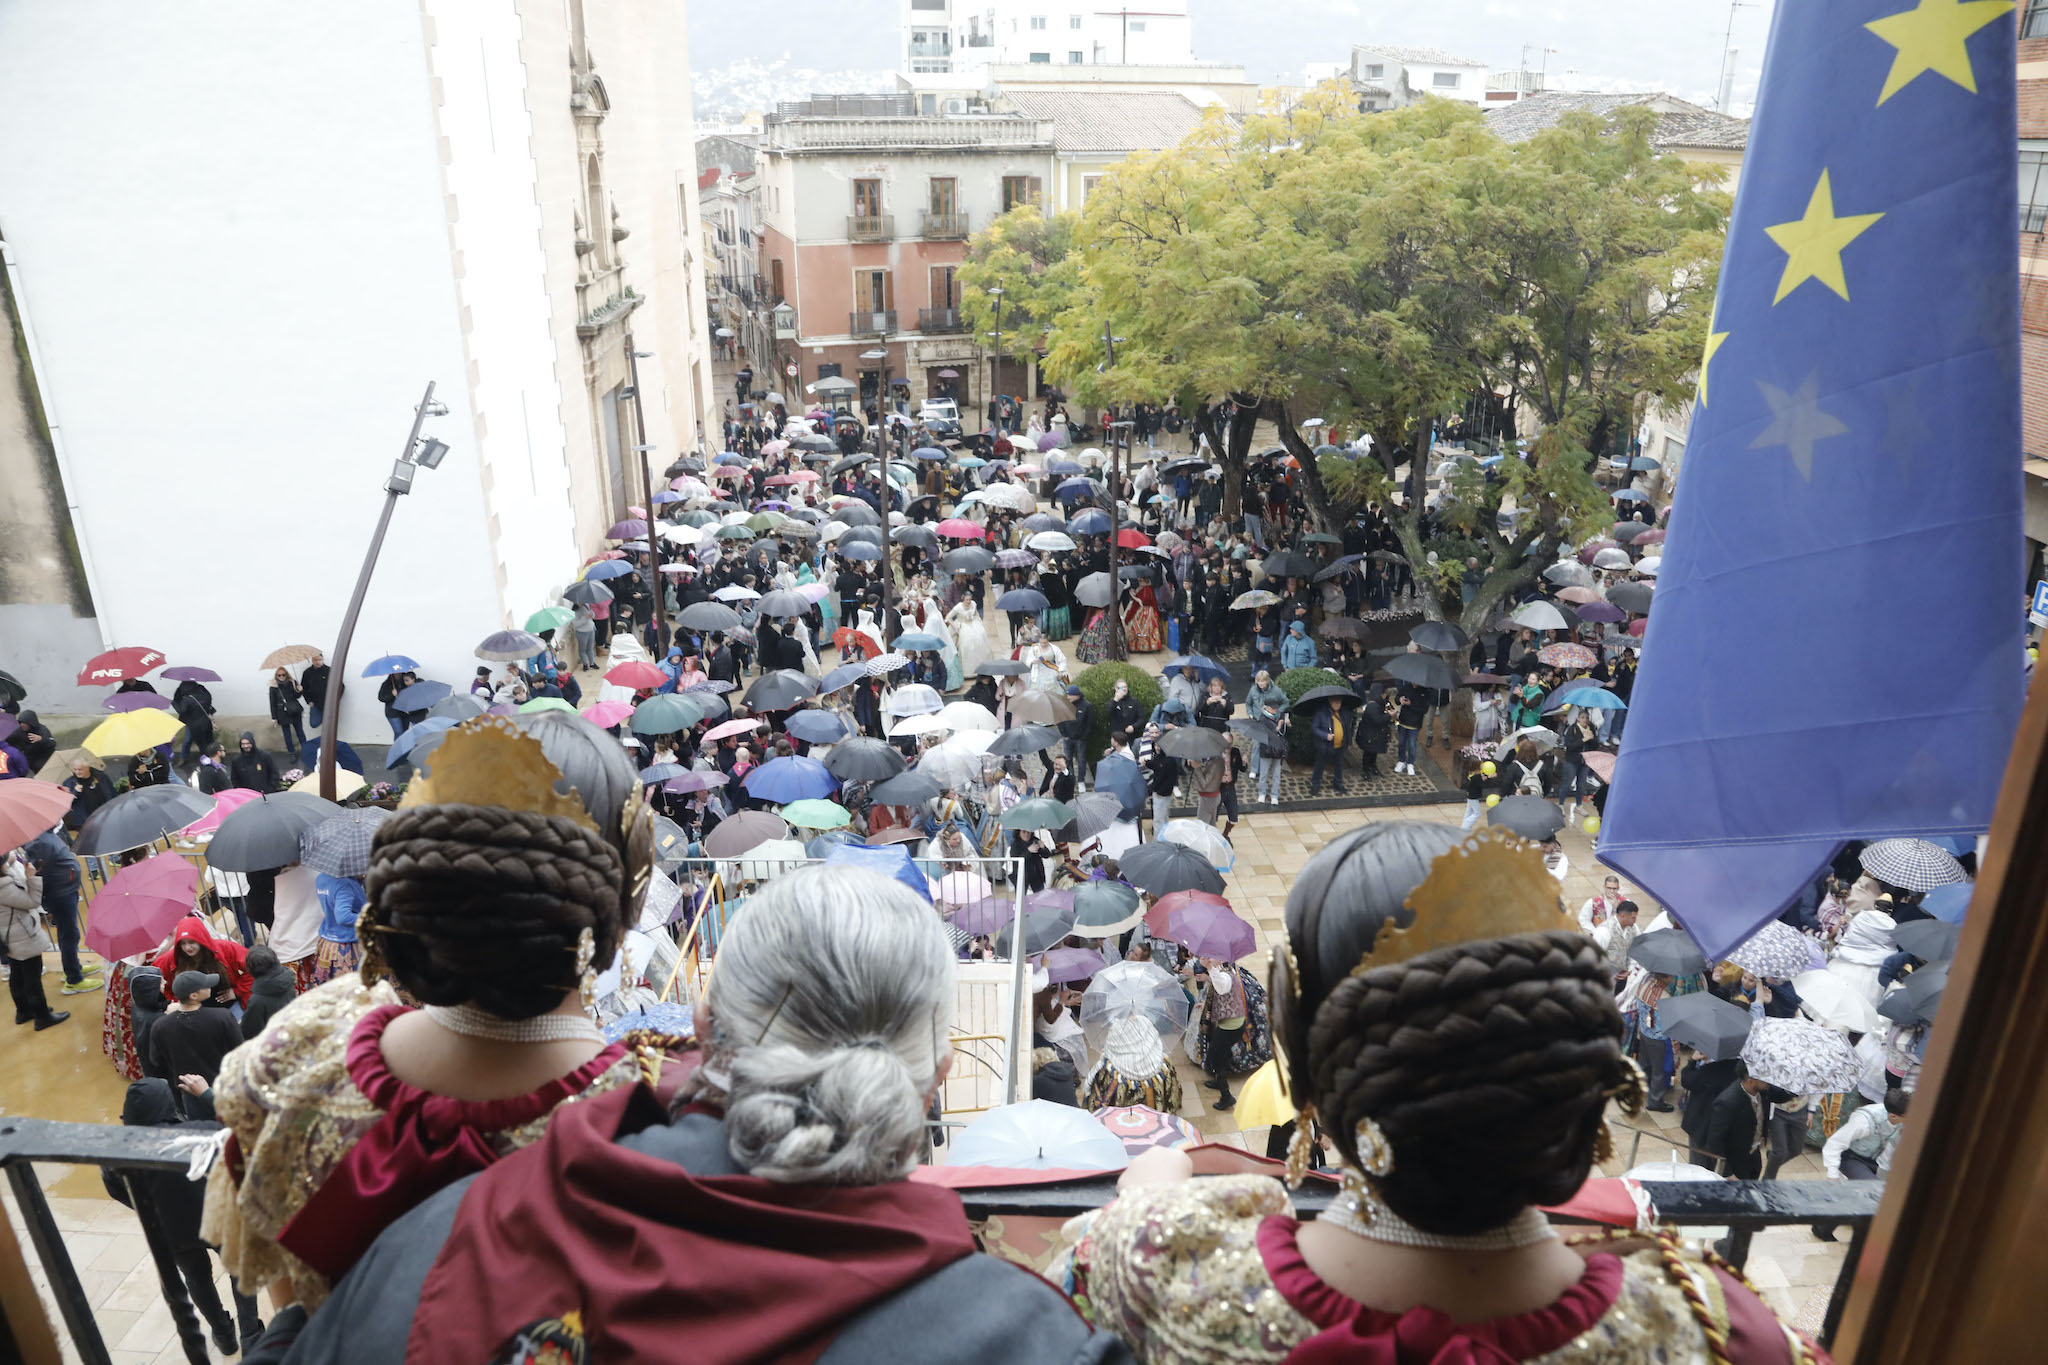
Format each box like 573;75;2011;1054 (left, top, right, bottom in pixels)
278;866;1132;1364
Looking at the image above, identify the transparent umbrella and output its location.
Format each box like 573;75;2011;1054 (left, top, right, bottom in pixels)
1079;960;1191;1048
1160;819;1235;871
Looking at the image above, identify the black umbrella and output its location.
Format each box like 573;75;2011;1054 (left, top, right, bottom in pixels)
1118;564;1157;580
1409;621;1470;653
1607;582;1655;614
1261;550;1321;580
1878;961;1947;1024
678;601;742;632
891;525;939;547
209;792;344;873
988;723;1062;757
838;524;883;545
1121;840;1226;897
1655;993;1753;1062
1069;793;1127;845
976;659;1031;677
940;547;996;573
1892;919;1961;964
1318;617;1370;641
1229;717;1284;753
1487;794;1566;842
561;579;612;606
298;808;393;879
0;669;25;704
1158;726;1231;761
821;737;907;783
830;455;870;476
683;687;730;720
835;502;882;526
1628;927;1708;977
1290;686;1360;712
426;693;488;722
744;669;819;712
1386;652;1459;692
995;902;1081;957
75;785;215;855
869;769;942;805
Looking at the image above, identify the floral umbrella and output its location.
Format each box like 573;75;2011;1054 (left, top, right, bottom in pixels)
1092;1105;1201;1155
1740;1017;1860;1094
1724;922;1825;979
1535;643;1598;669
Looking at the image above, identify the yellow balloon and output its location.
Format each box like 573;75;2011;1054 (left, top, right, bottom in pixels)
1484;793;1501;807
1582;815;1602;835
1479;761;1497;777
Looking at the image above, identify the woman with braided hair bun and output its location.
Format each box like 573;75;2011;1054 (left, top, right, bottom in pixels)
1064;822;1824;1365
202;713;657;1316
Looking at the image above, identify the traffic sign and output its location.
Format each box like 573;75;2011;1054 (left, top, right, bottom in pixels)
2030;580;2048;629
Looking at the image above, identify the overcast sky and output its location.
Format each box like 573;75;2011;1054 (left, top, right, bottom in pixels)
688;0;1780;112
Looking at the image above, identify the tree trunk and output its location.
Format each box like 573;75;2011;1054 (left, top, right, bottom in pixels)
1270;399;1337;533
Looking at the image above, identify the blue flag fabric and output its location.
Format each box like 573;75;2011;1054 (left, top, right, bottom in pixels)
1599;0;2024;960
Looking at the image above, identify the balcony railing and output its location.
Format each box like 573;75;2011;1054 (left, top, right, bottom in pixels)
919;306;967;333
921;211;970;239
850;309;898;334
847;213;895;241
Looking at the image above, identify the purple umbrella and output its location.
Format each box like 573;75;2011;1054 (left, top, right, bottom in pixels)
1166;901;1256;961
1036;432;1061;452
756;500;793;512
608;518;649;539
954;895;1013;936
102;692;173;713
1041;947;1107;984
160;666;222;683
663;771;730;794
1027;888;1076;913
1574;601;1628;624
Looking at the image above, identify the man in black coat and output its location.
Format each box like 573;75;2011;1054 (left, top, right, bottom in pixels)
239;946;299;1040
1309;696;1348;797
1678;1050;1746;1170
1701;1072;1793;1180
705;635;738;685
228;732;279;793
300;653;332;732
1058;685;1094;784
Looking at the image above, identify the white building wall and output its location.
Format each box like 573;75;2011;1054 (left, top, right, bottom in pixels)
903;0;1195;75
0;0;503;738
784;143;1053;243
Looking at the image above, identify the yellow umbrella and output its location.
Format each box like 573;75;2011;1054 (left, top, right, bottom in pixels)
1232;1058;1297;1131
82;709;185;757
292;769;365;798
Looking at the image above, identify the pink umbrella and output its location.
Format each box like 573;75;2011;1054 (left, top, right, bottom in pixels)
703;717;759;742
84;854;197;960
1537;642;1599;668
581;700;636;728
785;469;819;482
710;465;748;479
1634;529;1666;544
1092;1106;1201;1155
935;519;986;541
1626;617;1648;637
670;476;709;495
1557;586;1604;605
182;788;264;837
765;474;798;486
1583;751;1618;782
761;439;790;455
797;581;833;602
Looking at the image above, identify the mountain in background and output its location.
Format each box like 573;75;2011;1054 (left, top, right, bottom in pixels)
689;55;896;123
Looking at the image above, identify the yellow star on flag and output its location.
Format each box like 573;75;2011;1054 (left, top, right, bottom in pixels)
1765;171;1884;305
1865;0;2014;106
1697;330;1730;407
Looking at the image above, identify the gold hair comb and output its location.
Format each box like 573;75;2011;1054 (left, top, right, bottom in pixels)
1351;827;1570;976
399;716;598;832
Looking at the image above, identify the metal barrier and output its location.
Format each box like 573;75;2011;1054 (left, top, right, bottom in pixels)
0;1116;1883;1360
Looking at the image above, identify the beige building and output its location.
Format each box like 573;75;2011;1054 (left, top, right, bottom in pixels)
993;88;1218;211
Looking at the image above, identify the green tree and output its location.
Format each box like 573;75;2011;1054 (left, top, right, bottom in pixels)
958;207;1085;399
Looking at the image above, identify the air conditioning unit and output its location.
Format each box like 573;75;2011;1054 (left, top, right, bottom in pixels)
943;97;968;115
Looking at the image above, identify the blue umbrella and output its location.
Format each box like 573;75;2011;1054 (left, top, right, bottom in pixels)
385;716;455;766
821;662;869;694
1611;488;1651;503
393;678;452;712
804;829;863;859
1092;754;1148;820
785;709;850;744
1046;457;1082;476
912;445;947;461
584;559;638;581
298;738;364;775
716;452;748;465
1068;508;1111;535
1055;478;1101;502
996;588;1049;612
652;490;683;504
838;541;882;562
1548;686;1627;711
826;842;931;903
361;654;420;677
1161;653;1229;683
602;1002;694;1044
957;456;986;469
1921;881;1973;925
894;632;947;652
742;754;838;803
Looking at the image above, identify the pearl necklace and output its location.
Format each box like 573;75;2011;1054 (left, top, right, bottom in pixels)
1318;1178;1559;1253
422;1003;606;1045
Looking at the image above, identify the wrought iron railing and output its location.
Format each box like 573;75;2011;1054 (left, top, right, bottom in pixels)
920;211;971;239
847;214;895;242
919;307;967;333
850;309;898;335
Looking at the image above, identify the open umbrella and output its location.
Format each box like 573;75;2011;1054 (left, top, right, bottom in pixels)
77;646;169;686
179;789;264;838
1092;1105;1201;1155
744;670;820;712
260;645;322;669
81;709;184;758
298;808;393;879
1892;919;1961;964
1725;922;1825;979
1742;1017;1860;1093
677;601;743;632
936;701;1000;733
1091;755;1148;820
987;723;1061;758
1487;795;1565;842
1000;797;1076;831
933;870;993;907
1071;878;1143;935
1510;601;1570;632
209;792;343;872
947;1101;1127;1172
884;684;945;717
1005;690;1075;726
393;678;453;712
361;654;421;676
779;798;851;830
0;781;83;853
993;901;1080;957
580;699;636;728
1166;900;1257;961
517;697;577;716
1408;621;1470;652
101;693;172;713
1233;1059;1298;1130
702;810;790;858
1535;643;1598;669
1859;838;1966;892
476;629;545;662
1628;927;1708;977
1159;819;1235;871
160;666;221;684
1121;840;1226;897
385;716;457;766
1075;960;1188;1056
73;785;214;855
561;579;612;606
1606;582;1656;615
631;694;702;735
1385;653;1458;692
1654;993;1753;1062
1547;686;1626;712
869;770;942;807
1877;962;1948;1025
784;710;850;745
823;737;907;783
1790;970;1885;1033
82;854;199;961
1042;947;1107;984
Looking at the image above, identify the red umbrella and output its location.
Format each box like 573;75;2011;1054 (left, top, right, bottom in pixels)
84;854;198;960
1115;528;1152;550
833;626;882;658
1144;888;1230;935
0;781;73;851
77;646;168;686
606;660;669;690
182;788;265;837
764;474;798;486
935;519;986;540
1626;617;1648;637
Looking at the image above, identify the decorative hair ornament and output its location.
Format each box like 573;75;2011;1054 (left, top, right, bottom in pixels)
397;716;599;833
1354;1116;1395;1178
1284;1108;1318;1189
1606;1055;1650;1118
1350;827;1571;978
354;901;390;986
576;927;598;1014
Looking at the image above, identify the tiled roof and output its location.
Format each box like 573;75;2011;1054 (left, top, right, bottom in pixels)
1352;44;1485;68
1484;91;1749;151
697;166;721;190
997;90;1215;154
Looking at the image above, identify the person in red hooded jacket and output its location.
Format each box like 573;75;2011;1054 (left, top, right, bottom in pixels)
153;916;253;1009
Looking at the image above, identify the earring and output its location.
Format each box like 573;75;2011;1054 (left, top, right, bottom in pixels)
354;903;388;987
1354;1117;1395;1177
1285;1110;1317;1189
1606;1056;1649;1117
576;927;597;1015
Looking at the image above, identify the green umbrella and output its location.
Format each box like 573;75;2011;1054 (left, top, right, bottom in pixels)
1000;797;1077;831
746;512;785;533
525;606;575;633
715;524;756;540
780;798;851;830
632;693;703;735
680;510;719;527
517;696;577;715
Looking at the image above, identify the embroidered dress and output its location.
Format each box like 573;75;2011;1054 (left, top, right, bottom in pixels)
202;976;639;1310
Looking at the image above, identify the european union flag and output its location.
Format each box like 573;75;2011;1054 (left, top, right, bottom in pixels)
1599;0;2024;960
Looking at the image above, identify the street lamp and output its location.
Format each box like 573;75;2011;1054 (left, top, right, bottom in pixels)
320;381;447;799
625;338;668;648
984;286;1005;433
860;345;896;624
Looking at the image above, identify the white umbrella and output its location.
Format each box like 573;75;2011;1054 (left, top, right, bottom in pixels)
1741;1017;1860;1094
937;700;1000;732
1592;547;1633;570
1494;726;1560;759
1160;819;1235;871
727;837;808;881
935;871;992;905
1859;838;1966;892
1076;447;1106;465
1510;601;1570;631
660;524;704;546
1079;960;1191;1047
917;746;985;790
981;483;1036;512
712;585;760;602
1026;531;1078;553
948;1100;1129;1172
1791;969;1884;1033
820;521;848;542
888;711;951;737
1635;556;1662;575
885;684;945;717
939;730;998;756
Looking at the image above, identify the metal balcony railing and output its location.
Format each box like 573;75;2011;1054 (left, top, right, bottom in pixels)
847;213;895;241
850;309;898;334
921;211;970;239
919;306;967;333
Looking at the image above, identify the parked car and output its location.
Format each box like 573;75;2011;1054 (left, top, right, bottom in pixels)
918;398;962;438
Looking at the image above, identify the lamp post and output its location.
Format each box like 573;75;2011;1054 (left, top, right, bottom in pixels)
625;333;668;650
861;344;895;627
984;285;1005;436
1101;321;1130;662
320;381;448;800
